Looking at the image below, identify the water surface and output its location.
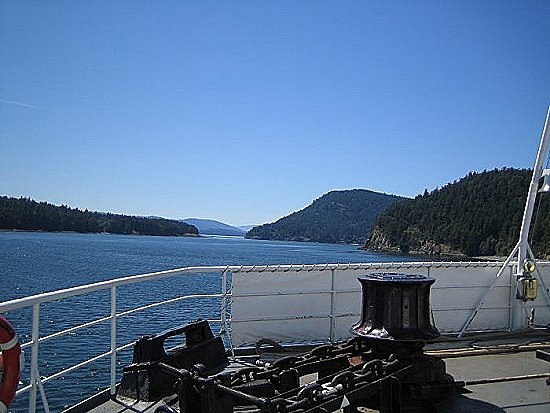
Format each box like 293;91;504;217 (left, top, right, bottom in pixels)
0;232;414;412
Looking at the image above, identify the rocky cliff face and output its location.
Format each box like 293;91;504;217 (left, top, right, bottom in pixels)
367;227;465;257
366;227;400;253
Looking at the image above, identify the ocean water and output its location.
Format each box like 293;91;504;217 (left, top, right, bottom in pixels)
0;232;413;412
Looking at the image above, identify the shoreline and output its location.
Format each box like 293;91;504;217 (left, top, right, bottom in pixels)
361;245;508;262
0;228;200;237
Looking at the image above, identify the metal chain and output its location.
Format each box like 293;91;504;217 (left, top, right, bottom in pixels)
220;338;412;413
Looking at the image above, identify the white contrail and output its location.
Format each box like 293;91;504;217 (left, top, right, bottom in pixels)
0;99;48;110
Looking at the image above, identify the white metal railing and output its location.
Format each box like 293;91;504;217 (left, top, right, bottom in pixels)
0;265;238;413
2;261;550;412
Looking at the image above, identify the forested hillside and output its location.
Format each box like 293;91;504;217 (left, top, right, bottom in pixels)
367;168;550;257
246;189;405;244
0;196;198;237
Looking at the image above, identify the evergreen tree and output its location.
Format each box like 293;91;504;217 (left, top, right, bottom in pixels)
0;196;198;237
246;190;404;244
368;168;550;258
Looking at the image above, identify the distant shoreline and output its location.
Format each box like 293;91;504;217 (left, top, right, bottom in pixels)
0;228;200;237
360;245;506;262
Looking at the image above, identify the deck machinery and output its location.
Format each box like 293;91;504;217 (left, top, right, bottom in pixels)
114;273;465;412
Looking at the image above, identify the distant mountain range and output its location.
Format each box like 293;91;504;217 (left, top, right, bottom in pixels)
182;218;247;236
246;189;405;244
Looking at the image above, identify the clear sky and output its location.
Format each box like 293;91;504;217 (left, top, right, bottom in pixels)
1;2;549;226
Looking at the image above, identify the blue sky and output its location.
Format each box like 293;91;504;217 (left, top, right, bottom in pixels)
1;2;549;226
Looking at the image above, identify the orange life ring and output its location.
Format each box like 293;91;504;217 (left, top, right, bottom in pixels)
0;316;20;413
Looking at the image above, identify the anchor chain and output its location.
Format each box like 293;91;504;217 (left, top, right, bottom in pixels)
172;337;416;413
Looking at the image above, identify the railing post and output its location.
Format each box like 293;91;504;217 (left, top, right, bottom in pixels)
221;269;234;357
508;264;515;331
329;269;336;343
29;303;40;413
37;375;51;413
221;270;227;326
110;286;117;396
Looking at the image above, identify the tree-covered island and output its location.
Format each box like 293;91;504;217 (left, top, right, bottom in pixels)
0;196;198;237
367;168;550;258
246;168;550;259
4;168;549;258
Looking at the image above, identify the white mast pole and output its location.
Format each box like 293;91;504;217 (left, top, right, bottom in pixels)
461;107;550;334
517;106;550;275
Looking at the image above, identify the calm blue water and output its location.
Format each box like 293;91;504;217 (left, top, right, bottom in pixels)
0;232;413;412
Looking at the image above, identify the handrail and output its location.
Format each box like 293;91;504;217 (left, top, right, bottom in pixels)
3;261;513;314
0;265;233;413
0;266;231;312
